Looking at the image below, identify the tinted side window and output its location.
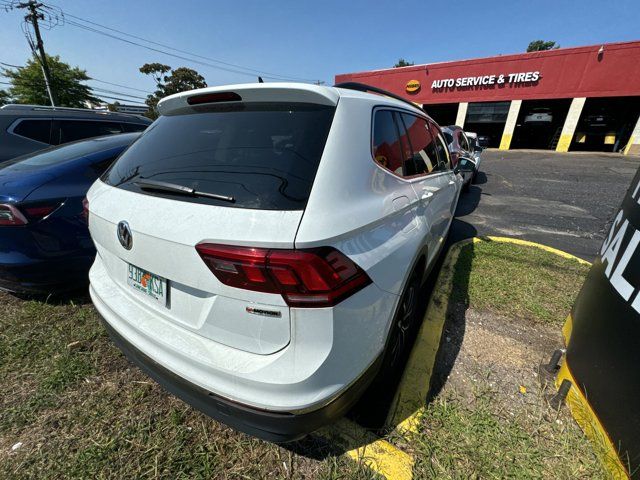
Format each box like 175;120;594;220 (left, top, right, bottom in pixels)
122;123;148;133
431;125;452;170
13;119;52;144
372;110;404;176
401;114;440;176
59;121;123;144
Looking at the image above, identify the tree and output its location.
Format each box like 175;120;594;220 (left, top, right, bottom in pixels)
394;58;414;68
140;63;207;119
2;55;99;107
526;40;559;52
0;90;9;107
107;101;121;112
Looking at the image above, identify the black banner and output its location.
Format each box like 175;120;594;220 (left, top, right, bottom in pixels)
568;166;640;477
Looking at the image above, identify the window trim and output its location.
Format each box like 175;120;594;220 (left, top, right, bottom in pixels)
7;117;54;145
371;106;452;183
428;121;452;170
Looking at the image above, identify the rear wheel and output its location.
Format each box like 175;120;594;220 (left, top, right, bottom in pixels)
380;268;422;375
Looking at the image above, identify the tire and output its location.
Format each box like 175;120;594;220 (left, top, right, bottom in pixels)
463;179;470;192
472;169;478;184
379;267;422;377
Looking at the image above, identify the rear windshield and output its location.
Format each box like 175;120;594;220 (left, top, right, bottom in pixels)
104;102;336;210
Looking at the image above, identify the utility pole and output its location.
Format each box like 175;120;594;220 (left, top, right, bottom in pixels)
17;1;57;106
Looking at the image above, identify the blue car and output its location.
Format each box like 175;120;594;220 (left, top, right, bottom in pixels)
0;133;140;294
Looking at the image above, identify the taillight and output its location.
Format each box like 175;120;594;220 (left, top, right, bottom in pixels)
0;200;62;226
195;244;372;308
0;204;28;226
82;197;89;223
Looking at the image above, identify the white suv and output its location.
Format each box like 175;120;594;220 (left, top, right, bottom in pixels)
87;82;461;441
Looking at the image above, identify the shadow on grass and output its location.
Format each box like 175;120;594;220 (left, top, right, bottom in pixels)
8;283;92;306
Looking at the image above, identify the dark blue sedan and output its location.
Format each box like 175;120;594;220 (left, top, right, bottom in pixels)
0;133;140;294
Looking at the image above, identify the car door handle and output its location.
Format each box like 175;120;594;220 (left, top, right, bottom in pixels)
448;180;456;185
421;192;434;200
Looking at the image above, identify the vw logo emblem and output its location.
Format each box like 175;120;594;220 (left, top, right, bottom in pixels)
117;221;133;250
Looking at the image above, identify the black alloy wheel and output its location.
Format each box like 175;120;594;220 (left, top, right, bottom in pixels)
383;269;421;372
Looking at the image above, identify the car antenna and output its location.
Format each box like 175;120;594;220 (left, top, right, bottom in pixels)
258;76;264;83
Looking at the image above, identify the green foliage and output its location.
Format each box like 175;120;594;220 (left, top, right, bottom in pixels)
140;63;207;119
394;58;414;68
0;89;10;106
2;54;99;107
527;40;560;52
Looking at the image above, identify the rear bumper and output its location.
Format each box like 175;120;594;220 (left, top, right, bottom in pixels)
101;315;382;442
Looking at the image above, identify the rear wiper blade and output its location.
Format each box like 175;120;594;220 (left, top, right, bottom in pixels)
134;179;235;203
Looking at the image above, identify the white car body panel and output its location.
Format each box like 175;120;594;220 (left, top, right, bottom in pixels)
87;82;460;430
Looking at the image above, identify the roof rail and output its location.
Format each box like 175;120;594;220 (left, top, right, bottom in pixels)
0;104;138;115
333;82;425;112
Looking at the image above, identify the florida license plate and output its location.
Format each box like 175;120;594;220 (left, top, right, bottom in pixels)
127;264;167;306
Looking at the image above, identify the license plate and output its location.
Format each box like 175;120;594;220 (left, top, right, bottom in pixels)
127;264;168;306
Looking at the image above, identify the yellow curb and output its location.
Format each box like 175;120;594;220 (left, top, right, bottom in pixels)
556;362;629;479
326;235;595;479
318;418;414;480
481;236;592;266
386;244;462;435
387;236;591;440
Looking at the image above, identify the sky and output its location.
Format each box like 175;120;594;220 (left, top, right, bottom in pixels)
0;0;638;105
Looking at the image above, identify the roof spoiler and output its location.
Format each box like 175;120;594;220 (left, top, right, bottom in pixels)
157;83;339;116
334;82;425;113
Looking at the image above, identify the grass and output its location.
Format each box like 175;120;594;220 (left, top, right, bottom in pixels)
0;240;603;479
406;239;605;479
452;239;590;324
411;388;606;479
0;293;377;479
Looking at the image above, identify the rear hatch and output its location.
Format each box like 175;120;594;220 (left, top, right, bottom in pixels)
89;85;338;355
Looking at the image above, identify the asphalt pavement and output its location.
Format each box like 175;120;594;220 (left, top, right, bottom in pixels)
450;149;640;261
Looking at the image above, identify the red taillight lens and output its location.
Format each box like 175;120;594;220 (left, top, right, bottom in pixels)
195;244;372;308
0;204;28;226
0;200;62;226
82;197;89;223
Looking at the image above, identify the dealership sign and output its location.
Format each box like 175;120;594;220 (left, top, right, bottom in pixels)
431;71;541;90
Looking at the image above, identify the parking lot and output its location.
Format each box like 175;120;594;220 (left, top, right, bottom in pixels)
451;149;639;260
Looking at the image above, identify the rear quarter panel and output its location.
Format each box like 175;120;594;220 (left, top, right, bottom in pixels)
295;97;428;297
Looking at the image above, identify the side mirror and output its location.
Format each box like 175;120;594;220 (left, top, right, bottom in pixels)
457;157;476;173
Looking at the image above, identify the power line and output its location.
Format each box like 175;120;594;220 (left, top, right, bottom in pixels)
87;78;151;94
92;94;146;105
1;78;148;104
90;86;147;100
2;59;153;95
60;10;319;83
63;18;305;82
